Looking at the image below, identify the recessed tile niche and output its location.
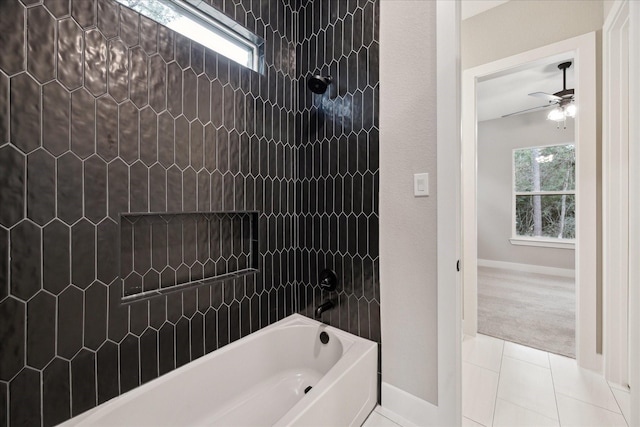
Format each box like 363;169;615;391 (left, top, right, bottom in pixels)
119;211;258;303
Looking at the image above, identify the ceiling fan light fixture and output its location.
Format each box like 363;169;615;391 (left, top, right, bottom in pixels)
547;107;565;122
565;104;577;118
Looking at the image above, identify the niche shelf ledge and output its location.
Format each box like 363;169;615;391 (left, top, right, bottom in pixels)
119;210;259;304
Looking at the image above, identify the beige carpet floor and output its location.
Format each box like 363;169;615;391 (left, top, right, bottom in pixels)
477;266;576;358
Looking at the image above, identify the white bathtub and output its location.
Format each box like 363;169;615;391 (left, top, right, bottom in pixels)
59;313;378;426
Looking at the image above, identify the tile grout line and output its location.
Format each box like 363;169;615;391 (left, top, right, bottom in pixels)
609;387;630;426
501;347;563;424
463;416;488;427
489;340;505;427
549;351;562;425
493;397;560;424
554;391;630;420
463;358;502;374
549;354;626;416
501;353;551;370
462;335;505;373
461;360;498;426
375;410;404;427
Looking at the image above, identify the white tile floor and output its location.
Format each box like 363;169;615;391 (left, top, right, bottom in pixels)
362;410;404;427
363;334;631;427
463;334;629;427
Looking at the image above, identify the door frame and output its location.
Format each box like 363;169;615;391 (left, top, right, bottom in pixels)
461;32;601;371
603;0;631;388
629;1;640;425
436;0;462;425
624;1;640;425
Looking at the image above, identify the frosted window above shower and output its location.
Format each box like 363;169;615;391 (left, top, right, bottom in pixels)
116;0;264;72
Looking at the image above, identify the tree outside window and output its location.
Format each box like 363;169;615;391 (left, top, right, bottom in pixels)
513;144;576;240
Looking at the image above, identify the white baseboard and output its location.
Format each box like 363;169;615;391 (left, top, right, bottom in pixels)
380;382;439;427
478;259;575;278
608;380;631;392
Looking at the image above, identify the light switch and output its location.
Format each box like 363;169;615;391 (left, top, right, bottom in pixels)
414;173;429;197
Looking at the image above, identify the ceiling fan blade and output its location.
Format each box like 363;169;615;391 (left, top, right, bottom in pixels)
501;104;553;118
529;92;562;101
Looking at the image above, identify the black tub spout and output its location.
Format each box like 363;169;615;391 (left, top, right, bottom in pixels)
315;300;334;319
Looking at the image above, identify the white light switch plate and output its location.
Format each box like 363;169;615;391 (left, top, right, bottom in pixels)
414;173;429;197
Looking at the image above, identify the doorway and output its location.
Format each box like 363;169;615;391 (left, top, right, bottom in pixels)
461;33;600;371
475;58;577;358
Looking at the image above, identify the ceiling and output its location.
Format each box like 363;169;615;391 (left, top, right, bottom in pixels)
476;56;576;122
461;1;576;122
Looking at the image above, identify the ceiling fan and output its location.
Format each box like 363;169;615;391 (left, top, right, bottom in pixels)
502;61;575;119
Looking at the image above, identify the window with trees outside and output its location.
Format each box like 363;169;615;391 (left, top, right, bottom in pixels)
512;144;576;247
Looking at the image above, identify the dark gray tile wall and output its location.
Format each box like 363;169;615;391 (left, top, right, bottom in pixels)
295;0;380;352
0;0;381;425
0;0;297;426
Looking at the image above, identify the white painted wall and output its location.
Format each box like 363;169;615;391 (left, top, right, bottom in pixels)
603;0;616;22
462;0;604;70
627;4;640;423
461;0;509;21
380;0;438;405
477;110;576;270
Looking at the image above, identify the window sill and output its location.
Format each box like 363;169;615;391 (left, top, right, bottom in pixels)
509;238;575;250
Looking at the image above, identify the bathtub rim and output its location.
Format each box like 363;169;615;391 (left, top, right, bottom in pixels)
59;313;376;426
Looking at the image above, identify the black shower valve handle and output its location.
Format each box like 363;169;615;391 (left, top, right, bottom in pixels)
319;268;338;292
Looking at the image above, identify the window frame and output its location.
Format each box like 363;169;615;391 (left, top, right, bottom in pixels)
116;0;264;73
511;142;576;249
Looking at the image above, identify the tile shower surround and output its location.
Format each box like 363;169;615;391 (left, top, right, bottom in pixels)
0;0;379;426
295;0;380;378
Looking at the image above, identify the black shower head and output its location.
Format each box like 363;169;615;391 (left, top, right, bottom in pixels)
308;75;333;94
